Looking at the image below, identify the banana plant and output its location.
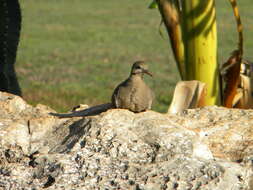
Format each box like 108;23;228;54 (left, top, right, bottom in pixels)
220;0;244;108
150;0;247;109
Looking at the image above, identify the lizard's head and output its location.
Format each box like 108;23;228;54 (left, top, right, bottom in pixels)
131;61;152;77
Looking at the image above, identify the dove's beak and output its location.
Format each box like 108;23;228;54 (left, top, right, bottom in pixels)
143;70;153;77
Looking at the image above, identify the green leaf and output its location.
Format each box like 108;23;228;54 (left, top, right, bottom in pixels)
158;19;165;39
148;0;158;9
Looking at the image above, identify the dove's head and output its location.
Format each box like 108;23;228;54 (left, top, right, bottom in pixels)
131;61;152;77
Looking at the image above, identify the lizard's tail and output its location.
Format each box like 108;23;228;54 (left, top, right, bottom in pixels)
49;103;114;118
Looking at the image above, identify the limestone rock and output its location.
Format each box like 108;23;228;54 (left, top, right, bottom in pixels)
0;92;252;189
178;107;253;162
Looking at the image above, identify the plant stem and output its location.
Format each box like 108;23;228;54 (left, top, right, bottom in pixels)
182;0;220;105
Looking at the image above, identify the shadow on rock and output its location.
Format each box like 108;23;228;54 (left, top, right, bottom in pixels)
49;118;92;153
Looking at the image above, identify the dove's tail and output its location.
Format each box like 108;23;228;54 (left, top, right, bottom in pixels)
49;103;114;118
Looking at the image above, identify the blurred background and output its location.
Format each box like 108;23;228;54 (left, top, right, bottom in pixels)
17;0;253;112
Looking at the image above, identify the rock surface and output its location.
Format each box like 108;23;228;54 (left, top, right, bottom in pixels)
0;92;253;190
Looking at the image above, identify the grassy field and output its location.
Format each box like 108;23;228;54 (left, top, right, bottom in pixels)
17;0;253;112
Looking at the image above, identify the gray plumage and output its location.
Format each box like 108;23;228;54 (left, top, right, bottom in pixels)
50;61;154;118
112;61;154;112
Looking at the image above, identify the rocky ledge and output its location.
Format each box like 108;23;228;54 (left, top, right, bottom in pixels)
0;92;253;190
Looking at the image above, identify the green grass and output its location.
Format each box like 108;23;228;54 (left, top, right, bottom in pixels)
17;0;253;112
